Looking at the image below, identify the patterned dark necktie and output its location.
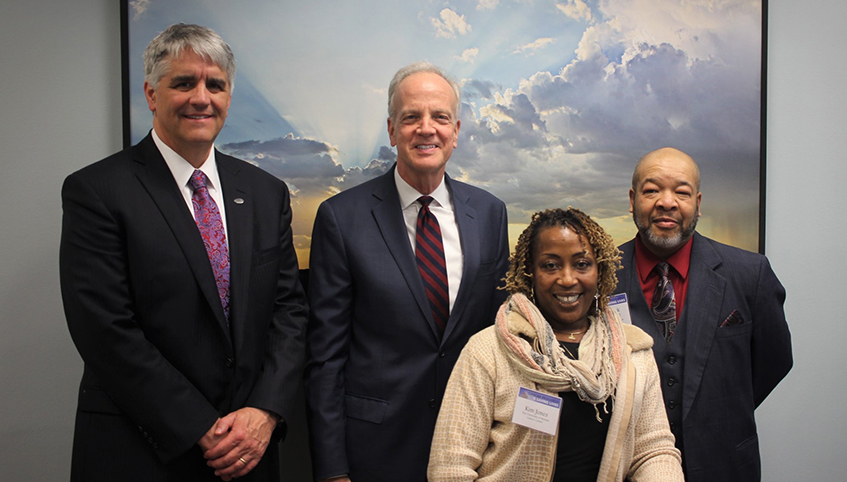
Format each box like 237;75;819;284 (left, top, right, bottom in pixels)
415;196;449;337
651;261;676;343
190;170;231;323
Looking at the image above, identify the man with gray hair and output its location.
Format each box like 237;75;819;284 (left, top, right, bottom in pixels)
305;62;510;481
61;23;308;481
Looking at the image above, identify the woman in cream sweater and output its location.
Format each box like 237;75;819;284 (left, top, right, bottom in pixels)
428;208;683;482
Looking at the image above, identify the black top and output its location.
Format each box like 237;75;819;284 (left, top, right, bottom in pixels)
552;341;613;482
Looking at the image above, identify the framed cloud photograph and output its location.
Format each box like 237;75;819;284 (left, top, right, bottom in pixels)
123;0;768;267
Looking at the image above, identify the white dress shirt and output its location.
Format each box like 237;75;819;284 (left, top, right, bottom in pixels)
152;129;230;246
394;168;463;312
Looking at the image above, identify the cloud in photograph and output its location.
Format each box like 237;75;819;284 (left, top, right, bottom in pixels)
221;135;341;187
130;0;150;19
457;48;480;63
462;79;499;101
513;38;555;55
557;0;593;22
219;135;393;199
431;8;472;39
477;0;499;11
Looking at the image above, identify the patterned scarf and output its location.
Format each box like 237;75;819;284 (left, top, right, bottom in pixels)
495;293;626;420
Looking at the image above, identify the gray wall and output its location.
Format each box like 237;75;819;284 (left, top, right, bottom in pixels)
0;0;122;479
759;2;847;479
0;0;843;480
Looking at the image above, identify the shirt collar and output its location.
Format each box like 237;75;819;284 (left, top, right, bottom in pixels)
393;165;451;211
151;128;220;191
634;234;694;281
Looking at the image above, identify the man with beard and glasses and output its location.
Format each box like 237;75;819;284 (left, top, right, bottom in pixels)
612;147;792;482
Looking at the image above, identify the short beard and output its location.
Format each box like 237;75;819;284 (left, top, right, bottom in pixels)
634;213;699;253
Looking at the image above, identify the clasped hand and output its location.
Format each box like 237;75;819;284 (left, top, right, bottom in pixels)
198;407;278;480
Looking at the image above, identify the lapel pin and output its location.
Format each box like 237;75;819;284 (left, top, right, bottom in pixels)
234;198;245;204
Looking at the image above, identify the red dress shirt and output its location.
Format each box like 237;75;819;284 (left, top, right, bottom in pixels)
634;235;694;321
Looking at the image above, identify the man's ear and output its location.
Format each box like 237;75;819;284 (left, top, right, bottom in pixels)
387;117;397;147
628;188;636;214
144;81;157;113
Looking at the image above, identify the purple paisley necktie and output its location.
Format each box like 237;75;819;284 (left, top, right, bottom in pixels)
651;261;676;343
190;169;230;323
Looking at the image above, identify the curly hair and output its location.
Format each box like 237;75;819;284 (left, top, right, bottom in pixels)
504;207;622;311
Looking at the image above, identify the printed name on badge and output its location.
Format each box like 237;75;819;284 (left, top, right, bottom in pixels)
511;387;562;436
609;293;633;325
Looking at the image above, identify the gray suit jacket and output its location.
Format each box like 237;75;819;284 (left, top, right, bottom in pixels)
305;165;509;481
615;233;792;481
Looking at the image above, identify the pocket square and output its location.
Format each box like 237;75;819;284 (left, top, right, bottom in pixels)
720;309;744;327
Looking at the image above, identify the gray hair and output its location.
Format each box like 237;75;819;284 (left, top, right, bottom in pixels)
143;23;236;91
387;62;461;123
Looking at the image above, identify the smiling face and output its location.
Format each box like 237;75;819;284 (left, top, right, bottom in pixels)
531;226;599;335
144;49;231;167
387;71;460;194
630;148;702;258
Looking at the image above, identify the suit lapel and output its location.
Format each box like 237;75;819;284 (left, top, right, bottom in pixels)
618;241;665;341
217;153;252;343
680;233;725;420
621;235;728;421
370;169;437;338
442;177;478;343
132;135;231;337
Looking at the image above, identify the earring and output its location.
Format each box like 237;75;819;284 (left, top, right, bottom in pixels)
530;285;536;303
594;293;601;316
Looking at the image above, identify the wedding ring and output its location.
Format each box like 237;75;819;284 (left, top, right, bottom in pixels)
239;457;248;465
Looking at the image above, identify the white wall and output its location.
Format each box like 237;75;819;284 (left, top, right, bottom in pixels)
0;0;844;480
0;0;122;479
760;2;847;480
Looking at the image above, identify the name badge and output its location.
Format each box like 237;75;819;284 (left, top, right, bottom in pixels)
511;387;561;436
609;293;632;325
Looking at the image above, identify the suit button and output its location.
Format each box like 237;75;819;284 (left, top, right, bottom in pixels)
225;357;235;368
439;352;446;358
668;400;677;409
152;443;159;449
667;356;676;365
670;422;676;431
428;399;437;408
148;437;154;444
667;377;676;386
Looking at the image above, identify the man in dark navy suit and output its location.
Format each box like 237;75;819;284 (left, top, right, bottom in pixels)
60;24;307;481
614;147;792;481
305;62;510;482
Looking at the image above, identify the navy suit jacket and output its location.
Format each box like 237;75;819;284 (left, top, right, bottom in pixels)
60;133;308;481
305;166;509;481
615;233;792;481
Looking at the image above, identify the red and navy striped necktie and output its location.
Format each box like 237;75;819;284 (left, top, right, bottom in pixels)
190;170;231;324
415;196;449;337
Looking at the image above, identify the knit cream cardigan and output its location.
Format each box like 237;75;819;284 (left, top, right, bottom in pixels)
428;320;683;481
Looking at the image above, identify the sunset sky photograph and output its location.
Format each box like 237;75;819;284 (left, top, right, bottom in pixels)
127;0;764;266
